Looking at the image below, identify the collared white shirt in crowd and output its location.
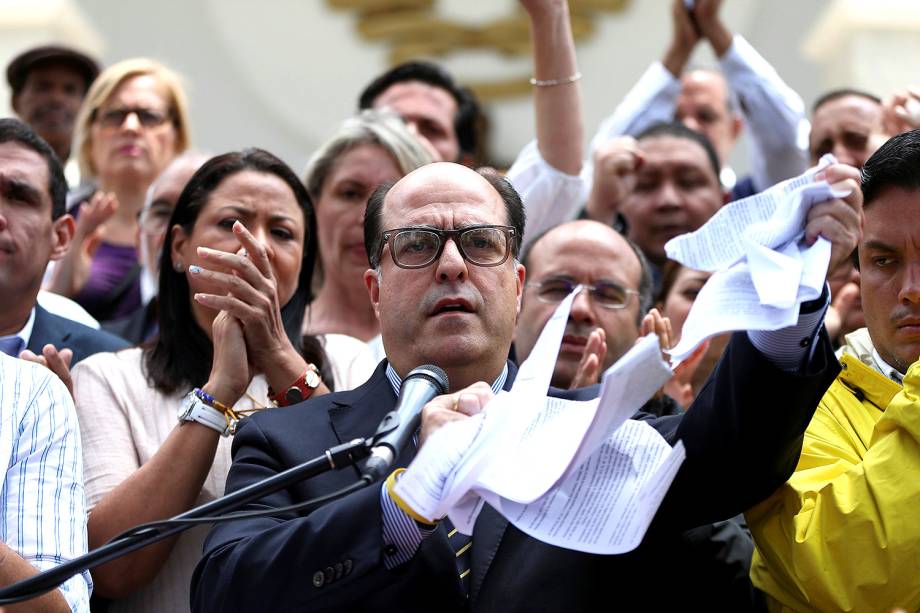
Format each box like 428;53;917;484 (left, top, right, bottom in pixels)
0;354;91;612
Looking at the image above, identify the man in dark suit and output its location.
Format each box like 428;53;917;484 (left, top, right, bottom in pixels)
192;161;861;612
0;118;126;376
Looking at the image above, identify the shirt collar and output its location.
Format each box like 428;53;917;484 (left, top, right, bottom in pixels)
872;347;905;385
385;361;509;397
0;308;36;356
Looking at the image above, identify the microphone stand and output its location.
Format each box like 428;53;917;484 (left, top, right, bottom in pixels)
0;438;373;605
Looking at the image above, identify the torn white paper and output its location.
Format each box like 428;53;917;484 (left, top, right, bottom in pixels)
485;421;686;555
393;287;684;553
666;154;844;361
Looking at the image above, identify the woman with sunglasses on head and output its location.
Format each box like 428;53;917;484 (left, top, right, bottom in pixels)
49;59;190;322
70;149;331;613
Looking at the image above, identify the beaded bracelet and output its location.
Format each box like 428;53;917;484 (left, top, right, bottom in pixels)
193;387;232;414
529;71;582;87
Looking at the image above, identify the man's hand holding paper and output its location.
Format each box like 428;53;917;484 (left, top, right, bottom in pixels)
805;163;863;274
666;155;863;361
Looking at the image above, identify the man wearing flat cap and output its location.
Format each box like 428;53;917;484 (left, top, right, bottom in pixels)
7;44;99;181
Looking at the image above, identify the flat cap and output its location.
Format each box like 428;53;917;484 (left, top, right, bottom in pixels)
6;44;100;94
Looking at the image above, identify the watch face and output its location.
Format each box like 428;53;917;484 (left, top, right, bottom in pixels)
284;387;304;405
179;392;197;419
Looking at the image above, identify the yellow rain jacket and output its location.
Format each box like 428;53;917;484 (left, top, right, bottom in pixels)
747;328;920;612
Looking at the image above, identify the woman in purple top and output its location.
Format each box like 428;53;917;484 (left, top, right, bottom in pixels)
49;58;190;321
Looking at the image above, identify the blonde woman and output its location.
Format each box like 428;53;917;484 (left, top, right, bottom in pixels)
50;58;190;321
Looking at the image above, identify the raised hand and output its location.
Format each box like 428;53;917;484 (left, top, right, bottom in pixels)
570;328;607;389
191;221;317;396
807;163;863;274
663;339;710;408
586;136;643;225
419;381;494;450
881;86;920;137
49;191;118;296
663;0;702;77
692;0;733;57
202;310;251;407
19;344;75;398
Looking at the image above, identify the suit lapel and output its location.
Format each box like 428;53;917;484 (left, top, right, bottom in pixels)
469;502;509;606
26;306;71;355
327;362;404;478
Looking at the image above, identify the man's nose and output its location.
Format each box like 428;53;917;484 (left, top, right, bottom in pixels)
435;237;467;281
900;262;920;304
682;116;701;133
569;286;597;325
832;142;859;168
656;180;683;209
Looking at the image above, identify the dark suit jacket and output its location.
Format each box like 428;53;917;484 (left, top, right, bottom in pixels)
27;305;129;366
192;331;838;612
102;299;157;346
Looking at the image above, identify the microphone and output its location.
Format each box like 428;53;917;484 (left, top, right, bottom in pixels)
363;364;449;481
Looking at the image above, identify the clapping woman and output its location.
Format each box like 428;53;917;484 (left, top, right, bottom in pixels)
71;149;328;613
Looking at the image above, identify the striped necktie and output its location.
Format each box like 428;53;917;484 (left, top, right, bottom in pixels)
444;518;472;596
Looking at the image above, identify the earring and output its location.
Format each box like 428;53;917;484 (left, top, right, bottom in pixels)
174;260;184;272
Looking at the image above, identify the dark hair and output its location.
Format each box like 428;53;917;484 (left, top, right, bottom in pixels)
0;118;67;219
635;121;722;184
364;168;526;269
145;148;323;395
812;88;881;114
521;222;654;326
358;61;481;161
860;128;920;208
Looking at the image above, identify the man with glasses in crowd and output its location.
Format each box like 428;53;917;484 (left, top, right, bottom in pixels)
192;161;857;612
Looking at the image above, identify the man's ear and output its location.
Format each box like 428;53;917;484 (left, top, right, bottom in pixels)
11;93;21;116
364;267;382;320
49;214;75;261
730;114;743;142
514;262;526;315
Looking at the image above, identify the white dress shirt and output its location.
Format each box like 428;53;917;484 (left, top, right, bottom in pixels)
0;354;91;612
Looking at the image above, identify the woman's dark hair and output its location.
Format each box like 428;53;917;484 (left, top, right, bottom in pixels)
656;260;685;306
144;147;328;394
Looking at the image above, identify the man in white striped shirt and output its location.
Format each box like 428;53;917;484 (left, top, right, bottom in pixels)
0;353;90;612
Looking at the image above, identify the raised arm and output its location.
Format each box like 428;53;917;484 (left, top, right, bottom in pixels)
506;0;588;250
695;0;808;189
584;0;698;184
522;0;583;176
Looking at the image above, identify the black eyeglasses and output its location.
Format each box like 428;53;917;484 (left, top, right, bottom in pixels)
527;278;638;310
94;107;172;129
378;225;516;269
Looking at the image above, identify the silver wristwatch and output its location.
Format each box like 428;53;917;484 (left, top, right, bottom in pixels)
178;391;235;437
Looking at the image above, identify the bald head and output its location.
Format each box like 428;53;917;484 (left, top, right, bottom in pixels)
516;220;650;388
676;69;741;165
365;162;525;269
139;151;209;278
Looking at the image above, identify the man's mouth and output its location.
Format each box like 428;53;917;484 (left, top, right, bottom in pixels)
430;298;475;316
560;334;588;354
895;317;920;334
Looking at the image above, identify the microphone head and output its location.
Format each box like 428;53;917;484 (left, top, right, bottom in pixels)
406;364;449;395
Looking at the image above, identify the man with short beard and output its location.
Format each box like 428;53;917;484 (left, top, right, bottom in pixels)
7;45;99;183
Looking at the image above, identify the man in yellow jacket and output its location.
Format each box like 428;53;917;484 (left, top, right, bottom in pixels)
748;129;920;612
